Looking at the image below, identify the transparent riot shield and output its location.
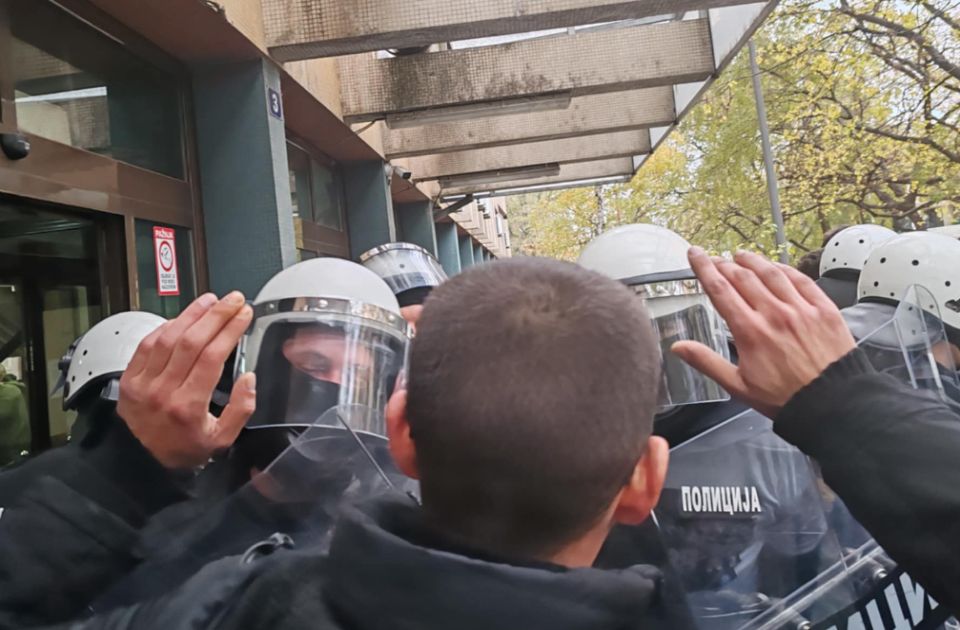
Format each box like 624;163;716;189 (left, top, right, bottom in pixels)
92;406;418;612
740;541;955;630
844;285;960;410
653;409;862;630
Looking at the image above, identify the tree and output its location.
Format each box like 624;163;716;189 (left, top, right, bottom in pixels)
511;0;960;260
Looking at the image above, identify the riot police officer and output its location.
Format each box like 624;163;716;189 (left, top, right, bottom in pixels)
578;224;855;629
0;311;167;502
845;231;960;407
360;241;448;328
89;257;411;612
0;311;181;628
817;224;896;309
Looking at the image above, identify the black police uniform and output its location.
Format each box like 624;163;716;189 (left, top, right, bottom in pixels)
0;409;190;629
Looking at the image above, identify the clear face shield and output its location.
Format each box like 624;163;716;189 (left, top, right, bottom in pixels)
628;274;731;409
360;244;448;297
844;285;960;410
91;408;420;614
236;298;410;438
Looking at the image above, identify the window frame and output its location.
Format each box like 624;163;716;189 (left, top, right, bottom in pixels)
285;134;350;259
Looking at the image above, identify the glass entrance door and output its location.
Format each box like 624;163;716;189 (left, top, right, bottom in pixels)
0;196;117;463
0;282;31;465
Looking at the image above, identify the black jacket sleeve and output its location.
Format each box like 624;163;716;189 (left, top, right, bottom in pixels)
774;349;960;616
0;416;190;628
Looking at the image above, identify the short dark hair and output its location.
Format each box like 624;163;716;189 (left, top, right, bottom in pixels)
796;249;822;281
406;257;661;558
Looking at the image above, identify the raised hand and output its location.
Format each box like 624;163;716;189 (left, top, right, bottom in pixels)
117;292;256;469
672;248;856;418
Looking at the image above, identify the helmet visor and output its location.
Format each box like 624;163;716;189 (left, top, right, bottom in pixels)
631;278;731;409
847;285;960;409
361;246;448;296
237;300;409;435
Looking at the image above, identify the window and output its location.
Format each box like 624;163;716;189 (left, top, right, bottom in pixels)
135;220;197;318
287;142;345;231
9;0;185;178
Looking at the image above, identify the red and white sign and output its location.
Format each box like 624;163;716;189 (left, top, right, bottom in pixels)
153;226;180;296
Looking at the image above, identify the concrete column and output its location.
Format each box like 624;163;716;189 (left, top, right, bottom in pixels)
396;201;438;256
193;58;296;297
343;160;397;258
473;243;484;265
435;222;461;276
459;236;475;269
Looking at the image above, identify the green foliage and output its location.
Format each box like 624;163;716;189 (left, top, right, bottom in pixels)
511;0;960;260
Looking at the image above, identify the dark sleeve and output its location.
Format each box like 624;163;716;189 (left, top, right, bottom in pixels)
774;349;960;616
0;418;191;628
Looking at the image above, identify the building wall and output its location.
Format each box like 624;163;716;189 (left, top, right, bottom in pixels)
219;0;268;51
284;58;343;120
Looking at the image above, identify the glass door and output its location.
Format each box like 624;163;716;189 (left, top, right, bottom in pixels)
0;196;115;460
0;282;31;465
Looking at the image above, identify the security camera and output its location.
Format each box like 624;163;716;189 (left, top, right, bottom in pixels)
1;133;30;161
394;165;412;181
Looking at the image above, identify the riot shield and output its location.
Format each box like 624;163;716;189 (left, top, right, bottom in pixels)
92;405;417;611
653;409;862;630
844;285;960;409
740;541;955;630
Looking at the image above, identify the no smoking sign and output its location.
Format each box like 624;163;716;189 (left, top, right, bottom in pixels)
153;226;180;296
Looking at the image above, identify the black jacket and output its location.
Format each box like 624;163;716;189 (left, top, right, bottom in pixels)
0;413;189;629
209;496;693;630
61;497;692;630
775;348;960;616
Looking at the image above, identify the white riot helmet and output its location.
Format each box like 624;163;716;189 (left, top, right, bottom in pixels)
820;224;897;278
236;258;410;445
359;242;447;308
857;232;960;347
928;225;960;240
59;312;166;410
578;224;730;409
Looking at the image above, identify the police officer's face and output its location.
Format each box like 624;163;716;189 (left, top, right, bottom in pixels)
281;328;373;384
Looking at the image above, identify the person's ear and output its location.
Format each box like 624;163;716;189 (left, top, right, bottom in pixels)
612;436;669;526
386;389;419;479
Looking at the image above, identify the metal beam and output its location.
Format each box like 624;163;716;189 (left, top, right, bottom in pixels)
441;158;637;196
382;88;675;158
265;0;748;61
340;18;714;123
401;130;651;181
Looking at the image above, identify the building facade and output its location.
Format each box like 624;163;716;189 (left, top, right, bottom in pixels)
0;0;505;460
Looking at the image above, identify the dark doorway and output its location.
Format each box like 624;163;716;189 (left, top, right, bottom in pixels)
0;195;124;463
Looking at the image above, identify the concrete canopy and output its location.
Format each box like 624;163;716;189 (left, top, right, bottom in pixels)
382;88;675;159
264;0;756;61
398;130;652;182
339;18;714;123
440;158;638;197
